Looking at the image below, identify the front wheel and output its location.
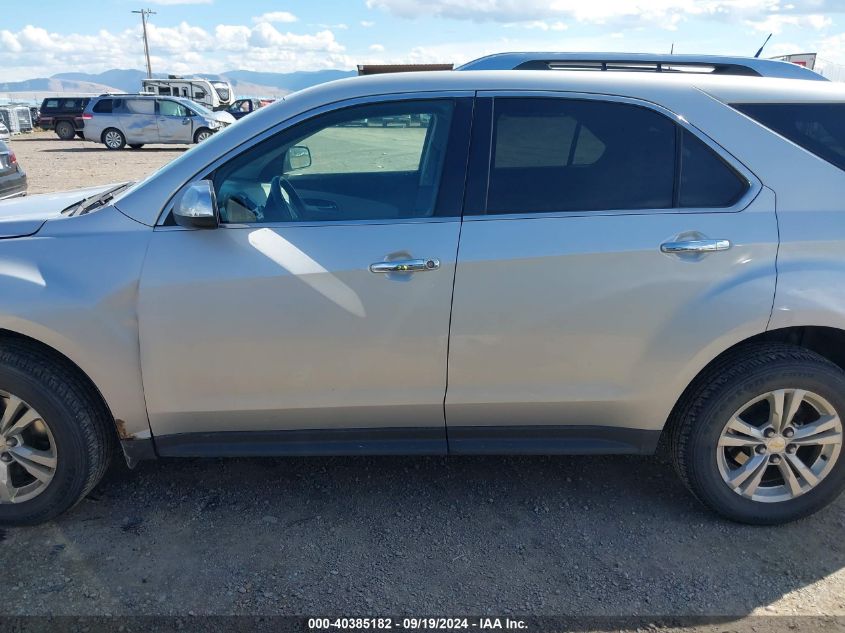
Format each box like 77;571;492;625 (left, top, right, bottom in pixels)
0;339;114;525
194;128;212;144
670;343;845;524
102;128;126;150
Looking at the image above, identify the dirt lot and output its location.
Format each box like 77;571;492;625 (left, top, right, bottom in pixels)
2;132;845;627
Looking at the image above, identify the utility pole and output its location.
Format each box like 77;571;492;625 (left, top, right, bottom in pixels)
132;9;156;78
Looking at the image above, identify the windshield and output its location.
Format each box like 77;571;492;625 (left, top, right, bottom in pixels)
186;100;214;117
211;81;231;101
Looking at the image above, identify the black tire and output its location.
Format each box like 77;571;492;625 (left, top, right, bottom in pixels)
102;128;126;151
129;144;144;150
55;120;75;141
0;339;114;526
669;343;845;525
193;128;212;144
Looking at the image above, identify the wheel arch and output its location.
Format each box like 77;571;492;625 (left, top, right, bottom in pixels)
0;326;153;466
662;325;845;443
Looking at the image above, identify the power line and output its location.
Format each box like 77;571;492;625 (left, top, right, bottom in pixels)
132;9;157;78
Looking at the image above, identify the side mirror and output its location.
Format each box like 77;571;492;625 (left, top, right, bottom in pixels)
285;145;312;171
172;180;219;229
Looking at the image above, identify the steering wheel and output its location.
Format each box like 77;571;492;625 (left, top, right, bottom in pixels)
277;177;307;219
263;176;307;222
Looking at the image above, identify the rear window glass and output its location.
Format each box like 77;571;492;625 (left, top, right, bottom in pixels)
124;99;155;115
488;98;676;213
44;100;59;109
733;103;845;171
93;99;113;114
679;130;748;208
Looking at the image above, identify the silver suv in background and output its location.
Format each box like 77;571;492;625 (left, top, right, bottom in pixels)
82;95;235;150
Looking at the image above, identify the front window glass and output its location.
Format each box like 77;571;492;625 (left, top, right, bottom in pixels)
159;100;188;117
213;100;454;224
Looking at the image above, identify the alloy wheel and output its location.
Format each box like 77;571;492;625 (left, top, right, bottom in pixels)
104;131;123;149
0;392;57;504
717;388;842;503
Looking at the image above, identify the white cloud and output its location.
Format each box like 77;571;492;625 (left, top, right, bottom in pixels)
369;43;385;51
745;13;832;34
360;20;376;27
365;0;845;31
252;11;298;24
0;22;350;81
505;20;568;31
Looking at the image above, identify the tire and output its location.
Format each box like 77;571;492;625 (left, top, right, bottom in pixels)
0;339;114;526
102;128;126;150
55;121;75;141
193;128;212;144
129;144;144;150
669;343;845;525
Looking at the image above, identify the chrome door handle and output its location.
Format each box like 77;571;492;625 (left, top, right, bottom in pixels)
660;239;731;254
369;258;440;273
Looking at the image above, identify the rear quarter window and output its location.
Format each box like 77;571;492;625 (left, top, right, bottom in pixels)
92;99;113;114
733;103;845;171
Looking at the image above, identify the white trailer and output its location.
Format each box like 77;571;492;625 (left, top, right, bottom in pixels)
140;76;235;111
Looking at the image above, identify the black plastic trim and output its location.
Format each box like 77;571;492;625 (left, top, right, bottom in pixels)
448;425;661;455
156;427;448;457
149;425;660;459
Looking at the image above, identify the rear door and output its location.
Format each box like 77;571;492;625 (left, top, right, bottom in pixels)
118;98;158;144
445;93;778;453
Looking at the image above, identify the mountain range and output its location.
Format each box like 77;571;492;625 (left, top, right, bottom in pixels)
0;68;357;98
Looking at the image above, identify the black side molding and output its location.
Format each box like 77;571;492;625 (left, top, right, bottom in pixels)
148;425;660;459
448;425;661;455
155;427;448;458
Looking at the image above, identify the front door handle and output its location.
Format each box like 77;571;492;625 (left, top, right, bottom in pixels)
660;239;731;254
369;258;440;273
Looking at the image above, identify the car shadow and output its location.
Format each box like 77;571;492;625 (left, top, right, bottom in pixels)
3;453;843;617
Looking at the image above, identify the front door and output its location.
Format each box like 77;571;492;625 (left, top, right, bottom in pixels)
156;99;193;143
446;95;778;453
138;96;472;455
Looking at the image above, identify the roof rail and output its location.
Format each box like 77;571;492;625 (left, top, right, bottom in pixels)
456;52;828;81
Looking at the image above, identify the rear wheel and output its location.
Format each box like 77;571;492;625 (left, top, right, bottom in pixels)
670;343;845;524
194;128;212;144
0;340;114;525
55;121;75;141
102;128;126;150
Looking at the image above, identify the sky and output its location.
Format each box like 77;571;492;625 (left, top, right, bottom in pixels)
3;0;845;80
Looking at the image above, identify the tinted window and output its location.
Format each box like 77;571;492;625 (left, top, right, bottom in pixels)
679;130;747;208
733;103;845;171
44;100;59;109
487;98;676;213
92;99;113;114
124;99;155;115
213;100;455;224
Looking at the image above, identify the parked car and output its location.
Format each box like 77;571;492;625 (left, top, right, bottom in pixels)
227;98;264;120
38;97;90;140
0;122;9;143
0;141;26;199
2;54;845;526
82;95;235;149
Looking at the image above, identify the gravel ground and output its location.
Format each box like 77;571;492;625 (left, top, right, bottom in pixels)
2;132;845;628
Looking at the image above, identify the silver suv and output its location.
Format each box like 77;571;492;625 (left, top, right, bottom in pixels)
82;95;235;150
0;55;844;526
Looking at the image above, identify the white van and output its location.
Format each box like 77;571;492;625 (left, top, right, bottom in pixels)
140;76;235;111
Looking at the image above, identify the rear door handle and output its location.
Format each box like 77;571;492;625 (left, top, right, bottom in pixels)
369;258;440;273
660;239;731;254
